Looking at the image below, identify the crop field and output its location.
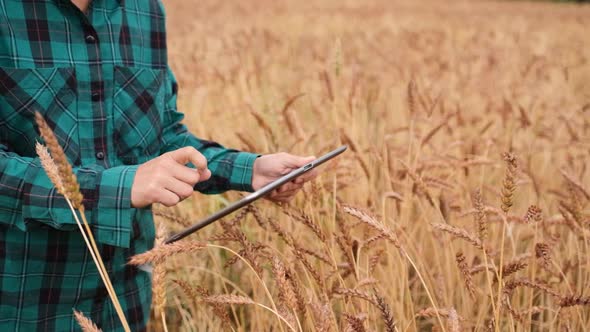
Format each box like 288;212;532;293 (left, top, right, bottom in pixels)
145;0;590;331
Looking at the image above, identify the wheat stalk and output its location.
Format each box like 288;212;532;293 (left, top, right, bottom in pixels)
455;252;476;299
432;223;483;250
35;113;130;332
374;292;397;332
503;278;562;298
128;241;205;265
407;79;418;116
342;205;400;248
416;308;465;320
206;243;286;331
272;257;297;309
495;152;519;331
281;206;326;242
204;294;256;305
153;206;192;227
332;287;376;305
153;224;169;332
340;205;447;330
310;301;333;332
272;256;302;329
560;169;590;201
356;278;379;289
203;294;298;332
174;280;232;328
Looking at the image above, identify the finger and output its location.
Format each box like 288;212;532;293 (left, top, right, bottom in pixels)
163;177;195;200
276;183;292;193
279;183;304;194
167;147;211;182
267;187;298;203
275;187;301;198
285;182;304;193
272;186;303;200
282;154;316;168
294;168;319;184
199;168;212;182
277;182;303;193
169;146;208;170
167;161;201;186
268;189;287;200
266;192;289;203
158;189;181;207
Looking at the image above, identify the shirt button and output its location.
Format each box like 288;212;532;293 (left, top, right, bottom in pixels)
95;151;105;160
85;35;96;43
91;92;100;102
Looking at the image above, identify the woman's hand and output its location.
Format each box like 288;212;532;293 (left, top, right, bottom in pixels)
251;152;318;203
131;147;211;208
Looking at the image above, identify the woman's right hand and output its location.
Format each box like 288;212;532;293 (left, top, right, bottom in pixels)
131;147;211;208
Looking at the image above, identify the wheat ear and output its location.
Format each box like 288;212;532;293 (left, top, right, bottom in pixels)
73;310;102;332
472;189;487;242
128;241;205;265
495;152;518;332
153;224;168;332
343;314;366;332
455;252;476;299
272;257;299;312
374;292;397;332
203;294;298;332
35;113;130;332
173;280;232;328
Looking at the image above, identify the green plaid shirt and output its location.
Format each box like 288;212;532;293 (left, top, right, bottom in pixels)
0;0;258;330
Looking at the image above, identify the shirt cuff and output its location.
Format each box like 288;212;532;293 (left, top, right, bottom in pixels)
228;152;259;192
21;163;137;248
92;165;138;248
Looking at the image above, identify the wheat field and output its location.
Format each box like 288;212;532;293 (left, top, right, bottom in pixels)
144;0;590;331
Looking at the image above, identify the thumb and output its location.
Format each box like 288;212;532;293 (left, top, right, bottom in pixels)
286;154;316;168
169;146;208;170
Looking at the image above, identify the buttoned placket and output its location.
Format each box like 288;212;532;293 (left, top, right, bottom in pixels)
62;1;110;167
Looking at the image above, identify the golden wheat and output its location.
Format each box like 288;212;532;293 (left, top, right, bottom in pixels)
74;310;102;332
139;0;590;330
35;114;130;332
128;241;205;266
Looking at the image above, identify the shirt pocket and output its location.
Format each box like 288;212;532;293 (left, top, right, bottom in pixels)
112;66;166;165
0;67;79;160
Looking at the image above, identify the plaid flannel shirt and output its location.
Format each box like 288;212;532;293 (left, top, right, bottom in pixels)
0;0;258;330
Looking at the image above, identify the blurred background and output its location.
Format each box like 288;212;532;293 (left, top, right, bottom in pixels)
155;0;590;331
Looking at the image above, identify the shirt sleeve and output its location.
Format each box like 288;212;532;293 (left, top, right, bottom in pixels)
159;66;259;194
0;146;137;248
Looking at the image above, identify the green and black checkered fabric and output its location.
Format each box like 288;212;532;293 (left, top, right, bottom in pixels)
0;0;258;330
